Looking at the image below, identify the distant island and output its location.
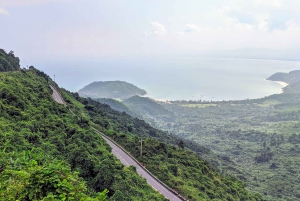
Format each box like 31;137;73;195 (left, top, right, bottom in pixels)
78;81;147;100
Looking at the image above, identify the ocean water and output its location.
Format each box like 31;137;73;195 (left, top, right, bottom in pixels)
35;57;300;101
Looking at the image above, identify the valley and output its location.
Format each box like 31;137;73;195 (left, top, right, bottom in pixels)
0;49;263;200
89;70;300;200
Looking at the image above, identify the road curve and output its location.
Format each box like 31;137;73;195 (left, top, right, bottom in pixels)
50;86;183;201
93;130;182;201
50;85;65;105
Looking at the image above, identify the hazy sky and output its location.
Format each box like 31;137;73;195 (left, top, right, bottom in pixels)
1;0;300;63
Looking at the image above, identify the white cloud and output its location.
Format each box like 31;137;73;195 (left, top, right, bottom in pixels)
144;22;167;36
0;7;9;15
177;31;185;36
258;19;269;31
254;0;283;8
217;1;298;33
1;0;69;7
185;24;200;33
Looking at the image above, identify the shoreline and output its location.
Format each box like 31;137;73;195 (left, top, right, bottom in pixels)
272;81;289;94
149;79;290;103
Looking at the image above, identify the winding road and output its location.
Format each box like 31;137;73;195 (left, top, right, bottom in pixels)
50;85;183;201
50;85;65;105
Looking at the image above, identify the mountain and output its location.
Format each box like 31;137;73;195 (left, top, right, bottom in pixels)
267;70;300;93
0;67;166;200
67;92;264;201
123;96;176;123
130;70;300;200
0;49;20;72
267;70;300;84
87;69;300;200
78;81;147;100
0;50;264;200
94;98;136;117
93;96;176;126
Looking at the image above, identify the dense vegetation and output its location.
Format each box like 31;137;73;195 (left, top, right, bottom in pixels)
103;132;264;201
0;49;20;72
79;81;147;100
112;73;300;200
0;68;166;200
95;98;135;117
161;98;300;200
63;89;264;200
267;70;300;85
0;49;265;200
0;151;107;201
123;96;176;123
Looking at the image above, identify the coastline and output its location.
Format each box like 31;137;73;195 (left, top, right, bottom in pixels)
148;78;291;103
272;81;289;94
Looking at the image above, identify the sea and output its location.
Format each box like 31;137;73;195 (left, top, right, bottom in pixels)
35;57;300;101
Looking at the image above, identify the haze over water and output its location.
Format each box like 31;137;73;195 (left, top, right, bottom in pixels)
37;57;300;101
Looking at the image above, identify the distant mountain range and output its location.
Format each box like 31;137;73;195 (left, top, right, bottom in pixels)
78;80;146;100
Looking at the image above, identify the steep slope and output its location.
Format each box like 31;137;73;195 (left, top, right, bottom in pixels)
150;72;300;200
0;151;107;200
62;91;265;201
267;70;300;84
0;68;166;200
123;96;176;123
0;49;20;72
95;98;136;117
79;81;146;100
0;49;264;200
267;70;300;94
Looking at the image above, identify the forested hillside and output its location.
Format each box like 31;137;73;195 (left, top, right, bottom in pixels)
135;77;300;200
0;68;166;200
62;90;264;200
0;49;20;72
267;70;300;85
123;96;176;123
91;70;300;200
0;50;264;200
79;81;146;100
95;98;136;117
161;97;300;200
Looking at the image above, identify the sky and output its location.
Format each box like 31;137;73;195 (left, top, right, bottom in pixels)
1;0;300;64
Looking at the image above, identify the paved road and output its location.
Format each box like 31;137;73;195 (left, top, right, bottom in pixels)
50;85;65;104
94;130;182;201
50;86;182;201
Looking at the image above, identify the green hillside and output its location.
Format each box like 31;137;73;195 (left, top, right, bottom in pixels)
267;70;300;85
79;81;147;100
146;73;300;201
123;96;176;123
0;68;166;200
63;91;264;200
0;49;20;72
0;50;264;200
89;69;300;200
95;98;136;117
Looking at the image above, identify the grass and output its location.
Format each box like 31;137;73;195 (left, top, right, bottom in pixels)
255;100;281;108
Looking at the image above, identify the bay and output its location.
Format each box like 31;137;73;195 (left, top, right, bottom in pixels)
35;57;300;101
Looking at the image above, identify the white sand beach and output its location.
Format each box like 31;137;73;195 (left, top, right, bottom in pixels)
273;81;289;94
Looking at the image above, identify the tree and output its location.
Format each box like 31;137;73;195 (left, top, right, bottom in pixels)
178;140;184;150
0;151;108;201
110;190;126;201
